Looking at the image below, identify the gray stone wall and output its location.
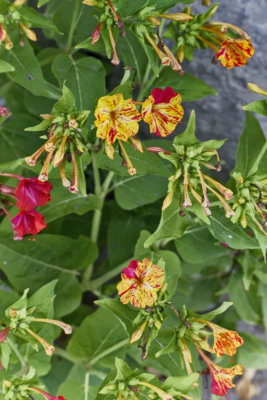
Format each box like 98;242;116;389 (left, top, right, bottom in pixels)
178;0;267;175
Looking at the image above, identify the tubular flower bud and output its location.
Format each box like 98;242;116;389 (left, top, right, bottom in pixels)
130;321;148;343
26;328;55;356
13;0;26;7
145;34;171;66
69;152;79;193
0;106;9;117
29;387;66;400
33;318;72;334
198;348;243;397
117;258;165;308
0;327;10;343
11;210;47;239
82;0;98;5
141;87;184;137
158;13;193;22
20;23;37;41
59;162;71;187
248;83;267;97
4;32;13;50
138;382;173;400
108;27;120;65
91;22;102;45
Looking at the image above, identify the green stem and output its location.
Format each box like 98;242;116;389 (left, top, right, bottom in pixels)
6;337;28;372
66;0;80;52
137;65;164;101
88;338;129;367
89;258;132;290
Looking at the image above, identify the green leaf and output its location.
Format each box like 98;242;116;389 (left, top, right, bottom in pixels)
0;234;97;291
199;301;233;321
67;308;128;367
52;84;76;115
238;333;267;369
0;33;60;99
162;373;199;394
209;207;261;250
43;183;102;223
116;0;150;16
52;55;106;110
155;250;181;298
234;112;267;177
228;272;260;324
174;110;198;146
95;299;138;336
154;71;217;102
108;212;145;266
144;198;191;247
114;174;168;210
19;6;61;32
175;227;229;264
243;99;267;117
57;365;99;400
0;59;15;73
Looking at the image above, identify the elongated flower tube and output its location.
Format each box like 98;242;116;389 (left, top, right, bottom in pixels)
20;23;37;41
117;258;165;308
29;387;66;400
26;328;55;356
138;381;173;400
0;327;10;343
197;348;243;396
141;87;184;137
32;318;72;335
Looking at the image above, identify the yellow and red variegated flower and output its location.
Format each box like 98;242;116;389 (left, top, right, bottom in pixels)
141;87;184;137
216;39;254;69
198;348;243;397
209;323;243;357
94;94;141;147
117;258;165;308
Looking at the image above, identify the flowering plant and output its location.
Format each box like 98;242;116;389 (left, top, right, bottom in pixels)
0;0;266;399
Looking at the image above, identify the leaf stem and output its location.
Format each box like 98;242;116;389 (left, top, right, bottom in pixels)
88;258;132;290
137;65;164;101
6;337;28;373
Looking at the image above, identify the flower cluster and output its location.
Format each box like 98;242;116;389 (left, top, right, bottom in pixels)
231;172;267;236
25;85;90;193
0;173;52;239
0;0;37;50
148;114;234;219
3;375;66;400
95;87;184;174
168;4;254;69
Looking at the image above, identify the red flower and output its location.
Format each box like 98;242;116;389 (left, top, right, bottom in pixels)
0;327;10;343
11;210;46;239
0;106;8;117
15;178;52;211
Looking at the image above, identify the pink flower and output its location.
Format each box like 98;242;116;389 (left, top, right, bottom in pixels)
11;209;46;239
15;178;52;211
0;106;8;117
0;327;10;343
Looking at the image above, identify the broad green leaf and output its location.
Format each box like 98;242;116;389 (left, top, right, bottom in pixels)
199;301;233;321
228;272;260;324
243;99;267;117
19;6;61;32
155;250;181;298
57;365;99;400
117;29;148;82
114;174;168;210
0;33;60;99
67;308;128;367
234;112;267;177
175;227;229;264
43;183;102;223
144;198;191;247
238;333;267;369
0;59;15;73
162;373;199;394
95;299;138;336
116;0;150;16
0;113;41;162
108;212;146;266
54;274;82;317
52;55;106;110
209;207;260;250
154;71;217;102
0;234;97;292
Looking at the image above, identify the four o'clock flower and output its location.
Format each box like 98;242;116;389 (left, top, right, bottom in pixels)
15;178;52;211
94;94;142;174
141;87;184;137
30;387;67;400
117;258;165;308
197;348;243;397
11;209;47;240
216;38;254;69
0;106;9;117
